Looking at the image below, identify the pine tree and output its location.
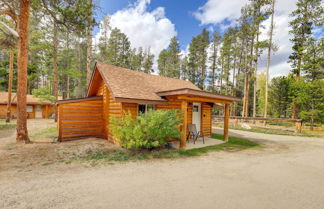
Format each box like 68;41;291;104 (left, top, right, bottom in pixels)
97;15;111;62
208;32;221;92
143;48;154;74
157;36;181;78
288;0;323;119
167;36;181;78
198;29;210;89
106;28;131;68
17;0;31;142
86;0;94;85
264;0;276;119
250;0;272;119
158;49;168;76
297;38;324;129
188;29;210;89
180;56;189;80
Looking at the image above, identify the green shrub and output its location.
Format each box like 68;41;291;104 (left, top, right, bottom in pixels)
109;110;182;150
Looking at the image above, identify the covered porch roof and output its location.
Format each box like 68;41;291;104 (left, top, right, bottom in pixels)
156;88;240;104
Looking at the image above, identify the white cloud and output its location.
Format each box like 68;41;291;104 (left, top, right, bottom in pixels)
194;0;246;25
194;0;300;78
258;0;298;78
94;0;177;70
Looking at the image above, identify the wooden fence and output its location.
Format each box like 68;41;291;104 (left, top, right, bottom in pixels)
57;96;104;141
213;116;303;133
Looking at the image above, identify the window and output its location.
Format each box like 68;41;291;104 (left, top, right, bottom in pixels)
193;105;199;112
27;106;33;113
138;104;155;115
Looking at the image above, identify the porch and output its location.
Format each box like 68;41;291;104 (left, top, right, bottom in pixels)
156;88;240;149
171;136;225;150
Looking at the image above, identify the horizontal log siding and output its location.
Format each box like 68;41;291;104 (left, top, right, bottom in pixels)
0;104;17;119
155;97;181;110
103;85;109;139
122;103;137;119
201;103;212;136
102;86;122;142
58;98;104;140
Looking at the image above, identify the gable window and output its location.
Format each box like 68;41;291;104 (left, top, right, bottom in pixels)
138;104;155;115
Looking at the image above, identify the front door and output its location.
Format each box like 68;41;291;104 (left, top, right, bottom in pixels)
192;102;201;132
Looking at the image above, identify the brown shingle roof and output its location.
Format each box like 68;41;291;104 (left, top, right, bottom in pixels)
96;62;200;101
0;92;52;105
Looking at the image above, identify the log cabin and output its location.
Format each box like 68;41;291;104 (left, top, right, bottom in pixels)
0;92;54;119
57;62;240;149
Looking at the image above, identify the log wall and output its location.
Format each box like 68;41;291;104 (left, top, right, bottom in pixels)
58;97;104;140
1;104;54;119
201;103;212;136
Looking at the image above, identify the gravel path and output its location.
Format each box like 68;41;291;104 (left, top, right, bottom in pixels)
0;126;324;209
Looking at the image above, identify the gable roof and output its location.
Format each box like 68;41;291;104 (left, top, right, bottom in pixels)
88;62;200;102
87;62;240;104
0;92;52;105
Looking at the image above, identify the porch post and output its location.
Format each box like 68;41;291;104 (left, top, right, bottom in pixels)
180;100;188;149
224;104;229;141
45;105;49;118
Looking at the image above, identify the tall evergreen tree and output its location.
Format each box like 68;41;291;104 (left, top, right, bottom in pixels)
106;28;131;68
208;32;221;92
264;0;276;119
143;48;154;74
158;49;168;76
188;29;210;89
97;15;111;62
288;0;323;119
157;36;181;78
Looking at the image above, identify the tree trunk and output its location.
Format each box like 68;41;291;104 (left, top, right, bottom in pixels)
230;54;237;115
67;75;70;99
16;0;30;143
86;6;93;86
310;101;314;131
292;61;301;119
245;33;255;118
242;51;248;117
53;22;58;122
253;27;260;123
220;56;224;93
264;0;275;124
6;50;14;123
211;44;217;92
245;75;251;117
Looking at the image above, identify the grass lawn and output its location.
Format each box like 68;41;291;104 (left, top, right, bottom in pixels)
0;120;16;130
77;133;259;165
214;122;319;137
30;126;57;140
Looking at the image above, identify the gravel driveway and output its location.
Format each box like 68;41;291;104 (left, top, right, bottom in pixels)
1;127;324;209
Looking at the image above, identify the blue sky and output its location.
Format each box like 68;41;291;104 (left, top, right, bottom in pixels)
93;0;315;78
94;0;210;49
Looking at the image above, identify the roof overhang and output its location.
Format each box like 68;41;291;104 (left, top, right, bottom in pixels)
156;88;240;104
0;102;52;105
57;96;102;104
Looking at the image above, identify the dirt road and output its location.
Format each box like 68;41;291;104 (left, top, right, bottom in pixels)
1;125;324;209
